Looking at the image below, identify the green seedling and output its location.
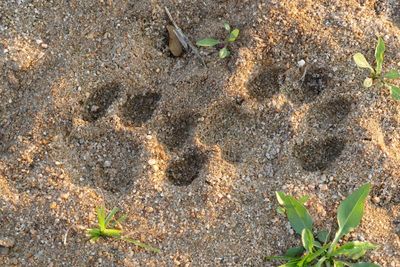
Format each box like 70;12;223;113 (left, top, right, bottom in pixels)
87;206;160;253
266;183;380;267
196;22;239;59
354;37;400;100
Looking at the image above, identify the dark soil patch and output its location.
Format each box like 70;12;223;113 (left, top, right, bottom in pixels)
247;67;285;101
82;82;122;122
166;147;207;186
157;112;198;151
293;136;345;171
121;92;161;126
305;97;352;130
301;68;329;101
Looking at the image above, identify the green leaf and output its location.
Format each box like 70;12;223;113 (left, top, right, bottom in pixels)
351;263;380;267
224;22;231;32
278;260;301;267
123;237;161;253
313;240;323;248
284;246;304;257
105;207;119;227
219;47;230;59
96;207;106;231
333;260;346;267
363;77;373;88
196;38;220;47
353;53;374;73
387;84;400;100
335;183;371;239
264;255;294;261
384;69;400;79
284;196;313;235
301;228;314;252
228;29;240;42
87;228;101;238
315;256;326;267
305;243;330;263
375;37;385;75
276;191;287;205
317;229;330;244
331;241;377;260
102;228;122;237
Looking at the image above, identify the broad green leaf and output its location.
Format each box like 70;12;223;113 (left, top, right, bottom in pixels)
333;260;346;267
363;77;373;88
375;37;385;75
219;47;230;59
351;263;380;267
388;84;400;100
196;38;220;47
123;237;161;253
384;69;400;79
353;53;374;73
278;261;301;267
228;29;240;42
224;22;231;32
335;183;371;239
315;256;326;267
284;196;313;235
97;207;106;231
305;243;330;263
276;191;287;205
332;241;377;260
264;255;294;261
301;228;314;252
105;207;119;227
317;229;330;244
313;240;322;248
285;246;304;257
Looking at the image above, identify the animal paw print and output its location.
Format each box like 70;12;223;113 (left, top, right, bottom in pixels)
82;82;122;122
289;68;352;171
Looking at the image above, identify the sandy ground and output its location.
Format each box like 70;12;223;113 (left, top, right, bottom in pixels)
1;0;400;266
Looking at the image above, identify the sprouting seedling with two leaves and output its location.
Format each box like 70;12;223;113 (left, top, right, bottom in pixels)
266;183;380;267
196;22;239;59
353;37;400;100
87;207;160;253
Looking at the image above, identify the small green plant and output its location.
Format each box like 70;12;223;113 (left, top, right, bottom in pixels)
265;183;380;267
87;206;160;253
196;22;239;59
353;37;400;100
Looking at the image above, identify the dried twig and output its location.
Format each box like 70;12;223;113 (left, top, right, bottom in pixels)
165;7;206;67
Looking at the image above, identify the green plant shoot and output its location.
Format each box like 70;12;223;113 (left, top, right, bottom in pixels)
353;37;400;101
265;183;379;266
87;206;160;253
196;22;240;59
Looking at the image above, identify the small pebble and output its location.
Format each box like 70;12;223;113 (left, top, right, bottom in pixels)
372;196;380;204
319;184;329;191
297;59;306;67
148;159;157;165
90;105;99;112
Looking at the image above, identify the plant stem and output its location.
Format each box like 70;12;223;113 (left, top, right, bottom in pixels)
327;231;341;255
